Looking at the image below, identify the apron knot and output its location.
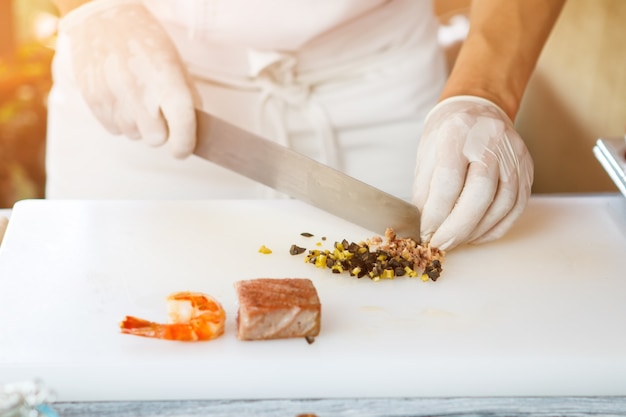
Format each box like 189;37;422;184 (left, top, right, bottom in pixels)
247;49;341;171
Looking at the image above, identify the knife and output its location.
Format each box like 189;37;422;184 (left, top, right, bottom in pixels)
193;110;421;240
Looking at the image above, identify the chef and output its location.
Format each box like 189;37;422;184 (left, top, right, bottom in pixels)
46;0;565;250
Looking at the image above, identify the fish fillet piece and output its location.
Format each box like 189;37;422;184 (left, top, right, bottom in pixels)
234;278;321;341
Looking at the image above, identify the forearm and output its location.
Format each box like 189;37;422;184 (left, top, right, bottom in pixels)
440;0;565;120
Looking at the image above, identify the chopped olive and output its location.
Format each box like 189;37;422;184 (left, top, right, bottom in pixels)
424;261;442;281
300;232;314;237
289;244;306;255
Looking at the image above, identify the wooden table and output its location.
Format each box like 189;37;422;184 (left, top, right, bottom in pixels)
50;397;626;416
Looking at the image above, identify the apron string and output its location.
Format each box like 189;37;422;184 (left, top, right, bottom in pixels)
250;50;341;171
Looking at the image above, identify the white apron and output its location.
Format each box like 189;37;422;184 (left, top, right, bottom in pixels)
45;0;447;201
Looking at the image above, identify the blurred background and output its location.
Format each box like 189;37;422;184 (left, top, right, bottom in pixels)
1;0;56;208
0;0;624;209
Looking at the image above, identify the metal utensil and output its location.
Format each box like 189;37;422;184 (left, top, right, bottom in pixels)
193;110;421;240
593;136;626;198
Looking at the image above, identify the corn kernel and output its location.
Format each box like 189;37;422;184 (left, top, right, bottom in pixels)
258;245;272;254
404;266;418;277
381;269;395;279
315;254;327;268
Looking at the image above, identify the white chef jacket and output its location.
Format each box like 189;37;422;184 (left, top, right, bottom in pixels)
45;0;447;200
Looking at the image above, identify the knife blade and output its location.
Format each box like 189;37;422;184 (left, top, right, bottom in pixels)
193;110;421;240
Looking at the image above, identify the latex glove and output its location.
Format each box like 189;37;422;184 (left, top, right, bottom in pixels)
412;96;533;250
59;0;199;158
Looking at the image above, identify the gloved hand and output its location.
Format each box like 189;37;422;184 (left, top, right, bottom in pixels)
412;96;533;250
58;0;199;158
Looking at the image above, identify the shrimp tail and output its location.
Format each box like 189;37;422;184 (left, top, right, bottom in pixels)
120;316;168;339
119;315;225;342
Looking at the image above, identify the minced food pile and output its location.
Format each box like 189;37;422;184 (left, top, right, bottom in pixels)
290;228;445;281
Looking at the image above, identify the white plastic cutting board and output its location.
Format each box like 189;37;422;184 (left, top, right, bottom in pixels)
1;196;626;401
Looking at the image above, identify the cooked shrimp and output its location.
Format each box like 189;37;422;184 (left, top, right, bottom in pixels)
120;291;226;341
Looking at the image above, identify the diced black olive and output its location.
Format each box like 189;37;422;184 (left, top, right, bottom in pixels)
348;242;360;252
365;253;378;265
389;259;402;269
425;264;441;281
289;244;307;255
300;232;314;237
372;264;384;278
